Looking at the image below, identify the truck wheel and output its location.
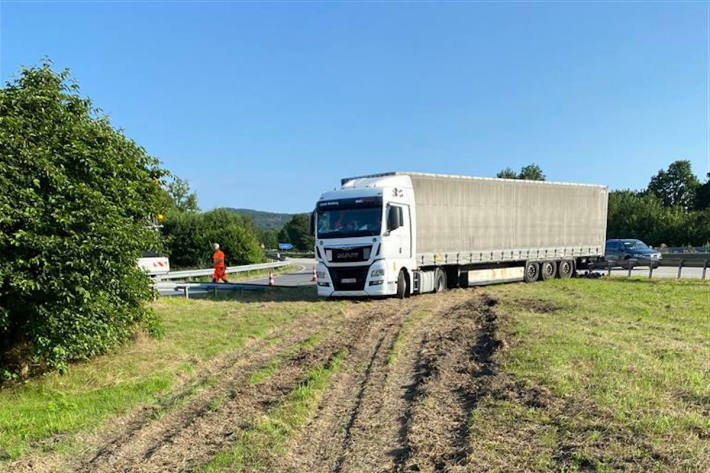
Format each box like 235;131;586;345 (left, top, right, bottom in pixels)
524;261;540;282
541;261;556;280
434;269;447;293
396;270;408;299
558;259;574;279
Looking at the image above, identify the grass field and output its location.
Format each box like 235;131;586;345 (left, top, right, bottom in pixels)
475;278;709;472
1;277;707;472
0;288;337;464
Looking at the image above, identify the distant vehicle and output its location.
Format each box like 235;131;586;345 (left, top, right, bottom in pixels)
278;243;294;250
310;172;608;298
603;239;662;268
137;251;170;277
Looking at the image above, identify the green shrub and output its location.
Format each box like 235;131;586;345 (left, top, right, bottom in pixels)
162;209;265;268
0;62;164;374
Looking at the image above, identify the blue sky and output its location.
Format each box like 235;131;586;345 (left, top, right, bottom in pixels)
2;2;708;213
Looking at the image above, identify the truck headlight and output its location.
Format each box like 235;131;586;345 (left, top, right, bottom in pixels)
370;268;385;277
316;270;327;279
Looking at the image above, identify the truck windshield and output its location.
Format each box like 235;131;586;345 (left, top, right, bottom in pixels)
316;197;382;239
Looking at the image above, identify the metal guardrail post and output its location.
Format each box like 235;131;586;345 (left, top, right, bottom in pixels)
627;261;633;278
703;259;708;281
607;261;612;276
677;259;684;279
213;286;217;297
184;286;189;299
648;264;653;278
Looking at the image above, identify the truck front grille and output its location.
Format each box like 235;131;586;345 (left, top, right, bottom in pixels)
330;246;372;263
328;266;369;291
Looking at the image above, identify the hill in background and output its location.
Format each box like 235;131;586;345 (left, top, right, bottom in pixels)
226;208;299;231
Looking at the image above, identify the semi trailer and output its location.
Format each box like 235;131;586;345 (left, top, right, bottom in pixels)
312;172;608;298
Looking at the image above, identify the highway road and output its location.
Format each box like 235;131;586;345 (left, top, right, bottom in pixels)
154;258;316;297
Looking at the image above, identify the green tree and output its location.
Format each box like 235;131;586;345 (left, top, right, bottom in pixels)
606;191;664;243
259;229;279;249
606;189;707;247
278;214;314;251
165;175;199;213
647;160;700;209
162;209;264;268
694;172;710;210
496;163;546;181
495;167;518;179
518;164;546;181
0;62;164;374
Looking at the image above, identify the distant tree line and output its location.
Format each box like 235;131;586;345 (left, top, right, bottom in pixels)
607;160;709;247
497;161;710;247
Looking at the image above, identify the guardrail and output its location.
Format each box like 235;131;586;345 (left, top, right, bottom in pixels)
601;256;709;280
158;261;289;281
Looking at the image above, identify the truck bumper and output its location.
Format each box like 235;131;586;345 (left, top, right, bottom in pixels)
316;262;397;297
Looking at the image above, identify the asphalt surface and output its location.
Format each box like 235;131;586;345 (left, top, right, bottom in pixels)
154;258;316;298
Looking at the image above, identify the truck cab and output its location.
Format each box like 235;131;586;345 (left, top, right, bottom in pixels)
314;175;415;297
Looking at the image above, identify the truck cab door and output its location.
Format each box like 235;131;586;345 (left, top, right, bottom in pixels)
384;204;411;259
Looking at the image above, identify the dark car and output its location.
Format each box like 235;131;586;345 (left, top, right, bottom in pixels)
604;239;662;268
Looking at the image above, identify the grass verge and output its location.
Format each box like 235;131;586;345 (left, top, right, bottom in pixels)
468;277;709;472
0;292;342;464
198;350;347;472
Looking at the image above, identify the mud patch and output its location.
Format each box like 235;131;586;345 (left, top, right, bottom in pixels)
515;297;565;314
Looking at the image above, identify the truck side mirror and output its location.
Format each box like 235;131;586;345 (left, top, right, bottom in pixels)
387;205;402;232
309;210;316;236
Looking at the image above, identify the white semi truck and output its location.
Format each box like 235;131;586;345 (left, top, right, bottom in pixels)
312;172;608;298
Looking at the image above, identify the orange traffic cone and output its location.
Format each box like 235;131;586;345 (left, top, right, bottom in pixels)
311;266;317;282
268;270;275;286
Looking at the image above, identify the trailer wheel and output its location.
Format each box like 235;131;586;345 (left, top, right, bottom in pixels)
434;269;447;293
396;270;408;299
524;261;540;282
558;259;574;279
541;261;556;280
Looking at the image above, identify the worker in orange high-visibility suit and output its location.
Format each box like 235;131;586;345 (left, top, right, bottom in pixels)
212;243;229;283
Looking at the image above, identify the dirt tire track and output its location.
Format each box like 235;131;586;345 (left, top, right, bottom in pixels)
272;297;424;473
78;298;407;473
277;292;475;473
396;295;501;473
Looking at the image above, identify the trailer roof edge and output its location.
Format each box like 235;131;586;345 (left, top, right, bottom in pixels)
341;171;607;189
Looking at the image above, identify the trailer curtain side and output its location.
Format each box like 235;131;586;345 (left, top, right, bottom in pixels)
408;174;608;264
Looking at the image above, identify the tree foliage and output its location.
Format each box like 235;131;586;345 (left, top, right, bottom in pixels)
647;160;699;209
607;161;710;246
496;163;546;181
0;63;164;374
162;209;264;268
258;229;279;249
495;167;518;179
164;175;199;213
278;214;314;251
694;173;710;210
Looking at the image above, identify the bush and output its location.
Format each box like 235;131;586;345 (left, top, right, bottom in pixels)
162;209;264;268
0;63;164;374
